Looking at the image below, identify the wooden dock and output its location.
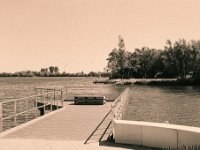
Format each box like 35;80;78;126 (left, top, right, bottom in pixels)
0;88;154;150
1;101;113;142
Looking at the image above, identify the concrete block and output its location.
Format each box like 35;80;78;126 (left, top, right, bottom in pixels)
114;120;142;145
178;130;200;147
113;120;200;149
143;126;177;149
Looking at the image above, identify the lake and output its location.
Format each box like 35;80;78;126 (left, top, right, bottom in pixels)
0;77;200;128
0;77;124;101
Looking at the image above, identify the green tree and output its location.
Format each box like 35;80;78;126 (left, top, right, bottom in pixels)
107;36;128;79
133;47;157;77
40;68;49;76
162;40;179;77
54;66;59;74
106;37;200;81
190;40;200;81
49;66;54;74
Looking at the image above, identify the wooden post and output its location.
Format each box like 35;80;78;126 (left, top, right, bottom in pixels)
0;103;3;133
14;101;17;127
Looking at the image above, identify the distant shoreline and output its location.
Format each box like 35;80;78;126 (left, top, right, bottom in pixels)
94;78;200;86
0;76;102;78
0;75;109;78
0;76;199;86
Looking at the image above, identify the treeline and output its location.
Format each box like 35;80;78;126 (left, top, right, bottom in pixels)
107;36;200;81
0;66;110;77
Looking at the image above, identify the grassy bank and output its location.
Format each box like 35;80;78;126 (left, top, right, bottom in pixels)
94;78;200;86
133;79;200;86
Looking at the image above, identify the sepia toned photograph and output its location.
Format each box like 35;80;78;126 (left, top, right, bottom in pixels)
1;0;200;149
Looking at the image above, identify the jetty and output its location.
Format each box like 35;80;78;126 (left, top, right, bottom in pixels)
0;102;114;150
1;101;112;140
1;87;200;149
0;87;136;150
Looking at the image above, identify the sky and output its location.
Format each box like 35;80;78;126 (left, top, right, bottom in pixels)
0;0;200;73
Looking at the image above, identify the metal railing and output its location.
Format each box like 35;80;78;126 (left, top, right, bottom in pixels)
0;88;64;133
111;88;129;120
34;88;64;109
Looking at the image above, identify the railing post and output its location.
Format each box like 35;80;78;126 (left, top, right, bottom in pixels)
25;99;28;122
46;89;49;111
56;91;58;110
65;86;68;101
14;101;17;127
47;89;48;102
43;89;46;115
61;91;63;108
41;89;43;102
0;103;3;133
43;106;46;115
54;90;56;106
50;96;53;111
43;99;46;116
35;95;38;118
54;90;59;110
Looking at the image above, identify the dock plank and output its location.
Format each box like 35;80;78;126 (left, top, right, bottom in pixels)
2;102;112;141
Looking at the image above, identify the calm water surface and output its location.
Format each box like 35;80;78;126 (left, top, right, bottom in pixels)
125;86;200;127
1;77;200;127
0;77;124;101
0;77;124;131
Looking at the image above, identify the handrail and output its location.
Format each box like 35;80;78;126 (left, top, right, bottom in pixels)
0;88;64;133
2;107;37;121
34;87;63;91
1;100;53;121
